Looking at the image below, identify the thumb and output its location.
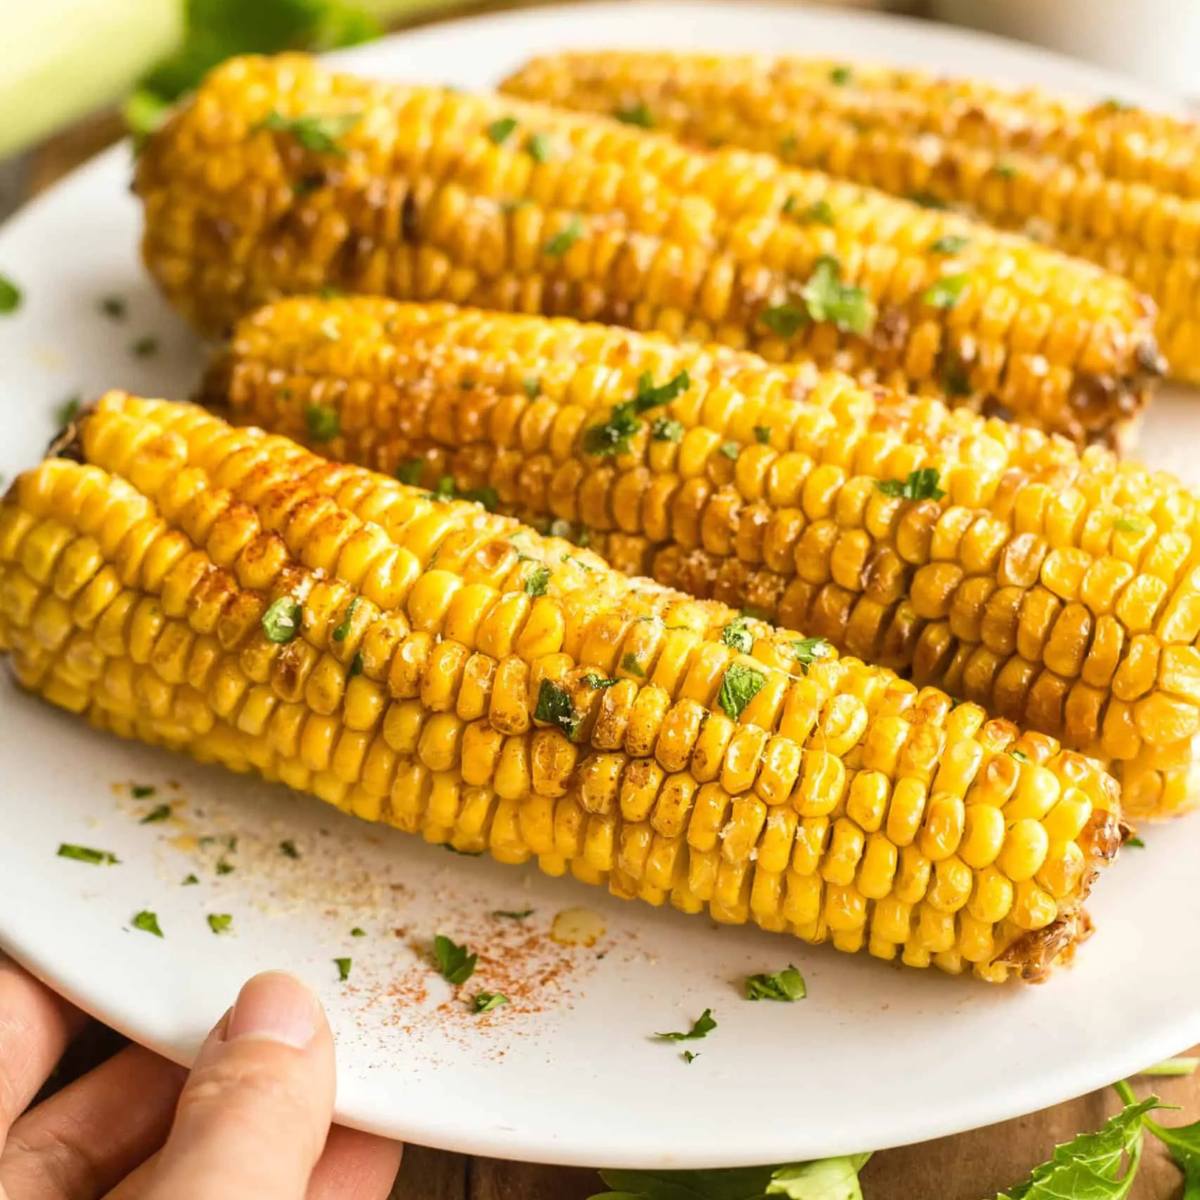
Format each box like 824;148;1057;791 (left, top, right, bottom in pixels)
143;971;336;1200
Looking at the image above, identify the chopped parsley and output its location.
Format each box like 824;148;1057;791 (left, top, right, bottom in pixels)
433;934;477;985
753;425;771;444
256;110;361;156
131;784;156;798
829;65;853;85
745;965;807;1002
876;467;945;501
1115;516;1147;534
762;256;874;337
718;441;739;460
216;858;234;876
930;234;969;255
395;458;424;485
614;102;654;128
261;596;302;643
534;678;579;738
279;839;300;859
583;370;691;456
493;908;534;920
683;1050;699;1064
304;403;340;442
473;991;510;1013
99;295;126;319
583;673;619;689
651;417;684;442
620;652;646;678
655;1008;717;1041
799;199;835;225
907;190;948;210
633;370;691;411
58;843;118;866
139;804;172;824
182;873;199;885
522;375;541;398
132;910;163;937
922;273;969;309
993;161;1018;179
332;597;358;642
1010;748;1030;763
791;636;832;672
0;274;21;314
718;663;766;720
334;956;352;982
486;115;518;144
1126;835;1146;848
721;617;755;654
130;335;158;358
351;926;367;937
56;395;82;425
349;652;364;678
207;913;233;935
526;132;554;162
941;358;972;398
1099;96;1134;113
524;565;551;596
544;215;583;257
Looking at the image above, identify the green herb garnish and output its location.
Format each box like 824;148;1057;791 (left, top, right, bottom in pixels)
257;110;361;155
930;234;969;255
876;468;945;501
207;913;233;935
395;458;424;485
139;804;171;824
486;116;518;144
261;595;302;643
279;839;300;859
754;425;772;444
922;273;969;309
655;1008;717;1041
56;395;82;425
651;417;685;442
800;199;835;225
534;678;579;738
791;636;832;672
349;652;364;678
545;215;583;256
132;910;163;937
719;441;739;460
182;873;199;885
215;858;234;876
1126;835;1145;848
620;652;646;678
745;965;807;1002
304;403;339;442
58;843;118;865
524;565;551;597
762;256;874;337
131;784;156;798
583;673;619;689
493;908;534;920
433;934;477;985
351;926;366;937
332;596;358;642
0;274;22;314
718;663;766;720
614;102;654;128
830;65;852;85
522;376;541;398
721;617;755;654
526;132;554;162
99;295;126;319
334;956;352;981
473;991;510;1013
1142;1057;1199;1077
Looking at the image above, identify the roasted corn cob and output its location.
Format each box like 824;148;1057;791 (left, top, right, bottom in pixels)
0;392;1123;981
208;296;1200;820
501;50;1200;383
135;53;1163;449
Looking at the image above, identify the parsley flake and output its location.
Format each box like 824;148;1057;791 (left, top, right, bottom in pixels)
140;803;171;824
433;934;477;985
829;65;853;85
349;652;364;678
930;234;970;255
620;652;646;678
304;403;339;442
334;956;352;981
876;467;945;501
351;926;367;937
718;663;766;720
395;458;424;485
583;673;619;689
56;394;82;425
130;335;158;358
721;617;755;654
800;198;835;225
257;110;361;156
58;843;118;866
0;274;22;314
182;873;199;885
534;678;579;738
493;908;534;920
745;965;807;1001
486;116;518;144
614;101;654;127
523;375;541;398
1127;835;1146;848
754;425;772;444
719;441;739;460
261;596;302;644
683;1050;699;1064
652;416;685;442
656;1008;717;1041
922;272;969;309
207;913;233;935
215;858;234;876
524;565;551;596
544;215;583;257
527;132;554;162
99;295;126;319
762;256;874;337
993;161;1018;179
132;910;163;937
791;636;832;672
332;596;358;642
473;991;510;1013
1010;748;1030;763
279;839;300;859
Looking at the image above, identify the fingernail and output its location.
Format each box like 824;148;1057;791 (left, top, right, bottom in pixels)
227;971;319;1049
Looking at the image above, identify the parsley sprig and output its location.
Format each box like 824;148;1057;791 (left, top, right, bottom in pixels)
761;257;874;337
876;468;945;501
583;370;691;457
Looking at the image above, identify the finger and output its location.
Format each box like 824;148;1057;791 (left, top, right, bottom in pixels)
142;972;334;1200
0;1045;185;1200
306;1126;402;1200
0;956;88;1140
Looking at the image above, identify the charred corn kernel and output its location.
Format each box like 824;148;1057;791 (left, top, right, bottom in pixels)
502;50;1192;384
211;296;1191;818
143;54;1160;449
1;393;1123;982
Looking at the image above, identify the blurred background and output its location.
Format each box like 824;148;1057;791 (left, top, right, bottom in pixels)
4;0;1198;223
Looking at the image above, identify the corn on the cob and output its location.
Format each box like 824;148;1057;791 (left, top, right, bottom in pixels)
0;391;1123;981
135;53;1163;450
207;296;1200;821
501;50;1200;383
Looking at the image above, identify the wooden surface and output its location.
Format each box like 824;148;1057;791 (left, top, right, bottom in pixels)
4;5;1198;1196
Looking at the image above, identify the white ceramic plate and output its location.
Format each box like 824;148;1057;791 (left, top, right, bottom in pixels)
2;1;1200;1171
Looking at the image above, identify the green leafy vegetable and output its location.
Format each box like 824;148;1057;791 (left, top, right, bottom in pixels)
207;913;233;935
473;991;510;1013
140;804;172;824
652;417;685;442
762;258;874;337
524;565;551;597
58;843;118;866
0;274;21;314
745;966;807;1002
527;132;554;162
614;102;654;128
922;273;969;310
304;403;340;442
791;637;832;672
876;468;945;501
334;956;352;982
621;652;646;678
583;673;619;689
132;910;163;937
718;663;766;720
332;596;358;642
721;617;755;654
545;216;583;257
433;934;477;985
261;595;302;643
655;1008;716;1042
930;235;969;255
535;678;579;738
257;109;361;155
486;116;518;144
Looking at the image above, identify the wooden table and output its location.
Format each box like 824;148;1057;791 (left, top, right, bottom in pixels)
4;6;1198;1196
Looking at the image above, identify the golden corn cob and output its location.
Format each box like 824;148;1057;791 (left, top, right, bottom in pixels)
135;53;1163;450
501;50;1200;382
207;296;1200;821
0;392;1123;981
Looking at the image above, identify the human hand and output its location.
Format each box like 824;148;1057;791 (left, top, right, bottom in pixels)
0;955;402;1199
